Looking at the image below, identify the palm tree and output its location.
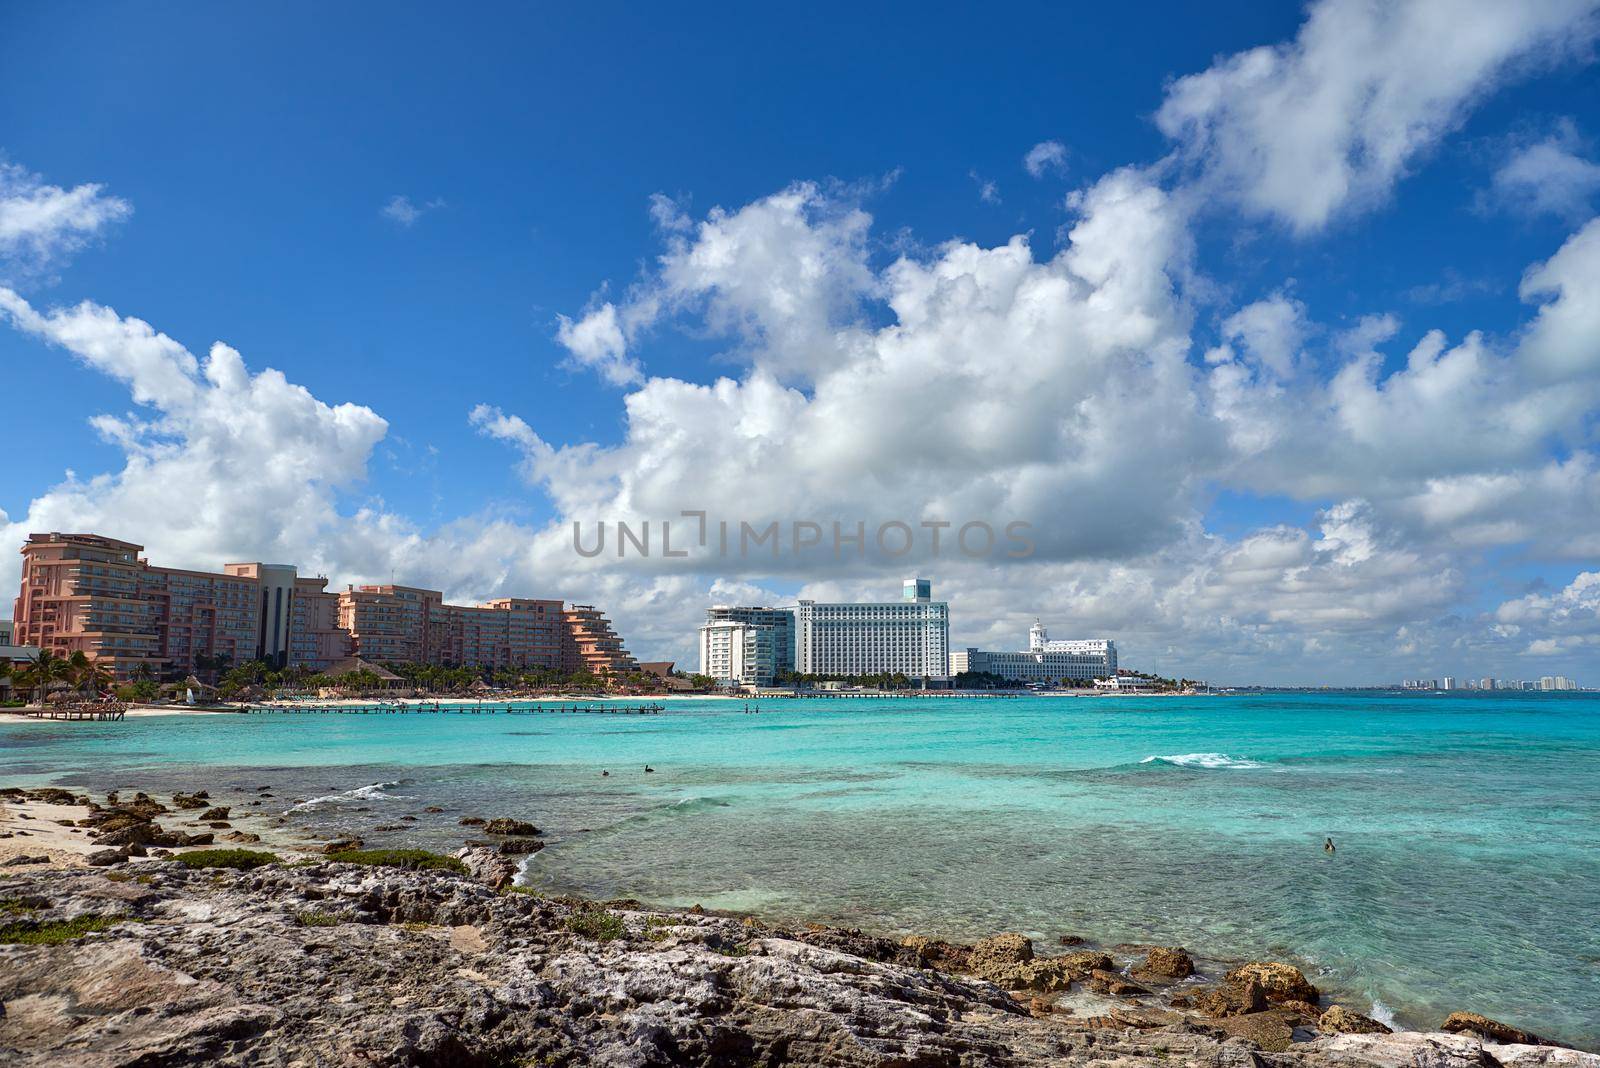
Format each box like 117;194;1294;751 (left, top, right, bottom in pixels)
17;649;69;706
68;651;112;697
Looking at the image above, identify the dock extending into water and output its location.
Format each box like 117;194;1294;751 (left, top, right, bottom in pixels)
248;701;666;716
23;707;127;721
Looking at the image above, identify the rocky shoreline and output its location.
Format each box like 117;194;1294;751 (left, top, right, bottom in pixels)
2;786;1595;1066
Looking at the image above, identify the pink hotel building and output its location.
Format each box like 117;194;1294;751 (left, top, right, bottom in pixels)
11;533;638;681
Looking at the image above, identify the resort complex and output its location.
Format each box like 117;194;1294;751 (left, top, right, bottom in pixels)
10;532;637;681
698;605;797;687
695;580;1120;689
698;578;952;685
795;578;951;680
949;622;1118;686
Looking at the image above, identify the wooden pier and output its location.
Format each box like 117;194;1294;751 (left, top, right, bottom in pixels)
24;707;127;721
248;701;665;716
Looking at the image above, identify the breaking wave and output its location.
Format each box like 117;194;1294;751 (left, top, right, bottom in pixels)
1140;753;1268;770
289;780;406;811
669;794;734;812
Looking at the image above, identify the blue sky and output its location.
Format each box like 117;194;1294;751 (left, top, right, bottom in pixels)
3;1;1599;683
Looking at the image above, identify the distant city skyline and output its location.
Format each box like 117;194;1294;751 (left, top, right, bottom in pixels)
1403;675;1584;692
2;3;1599;685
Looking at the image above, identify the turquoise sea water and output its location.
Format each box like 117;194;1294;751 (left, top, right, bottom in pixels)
4;691;1598;1046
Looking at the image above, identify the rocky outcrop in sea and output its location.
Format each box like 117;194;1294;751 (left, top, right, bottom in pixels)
2;851;1594;1068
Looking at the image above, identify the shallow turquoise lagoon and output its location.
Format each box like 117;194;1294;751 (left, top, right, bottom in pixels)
4;691;1597;1045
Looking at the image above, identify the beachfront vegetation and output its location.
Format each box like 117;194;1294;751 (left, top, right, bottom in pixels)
203;656;673;700
173;848;282;870
564;905;625;942
776;670;919;690
294;910;341;927
0;914;127;944
950;670;1013;689
115;679;160;702
5;649;141;704
10;649;69;704
324;848;467;873
66;651;112;696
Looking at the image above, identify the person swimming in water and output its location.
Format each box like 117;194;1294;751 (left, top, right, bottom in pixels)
601;770;609;777
1324;837;1336;854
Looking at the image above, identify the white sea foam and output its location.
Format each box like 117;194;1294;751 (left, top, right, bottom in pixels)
1140;752;1268;770
289;780;405;812
1369;999;1398;1028
669;795;731;810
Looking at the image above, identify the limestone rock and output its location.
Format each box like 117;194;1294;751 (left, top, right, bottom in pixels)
1193;979;1267;1017
1278;999;1322;1020
0;863;1593;1068
1134;945;1195;980
968;931;1032;973
966;937;1113;993
1305;1031;1595;1067
497;838;545;855
792;926;920;967
1226;961;1319;1004
482;817;540;836
1442;1011;1545;1046
901;934;971;971
117;793;169;819
1060;949;1115;974
1318;1004;1392;1035
1088;968;1151;997
454;845;519;890
95;818;158;846
1219;1009;1297;1052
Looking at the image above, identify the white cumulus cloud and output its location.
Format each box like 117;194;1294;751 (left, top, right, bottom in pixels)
1157;0;1599;232
381;194;445;227
0;160;131;274
1023;140;1068;179
0;287;390;595
1486;120;1600;220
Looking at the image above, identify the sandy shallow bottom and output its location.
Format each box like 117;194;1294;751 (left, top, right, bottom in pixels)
0;792;328;871
0;800;94;868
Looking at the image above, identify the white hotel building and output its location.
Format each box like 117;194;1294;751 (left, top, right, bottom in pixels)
698;619;780;687
792;578;950;680
949;621;1116;684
